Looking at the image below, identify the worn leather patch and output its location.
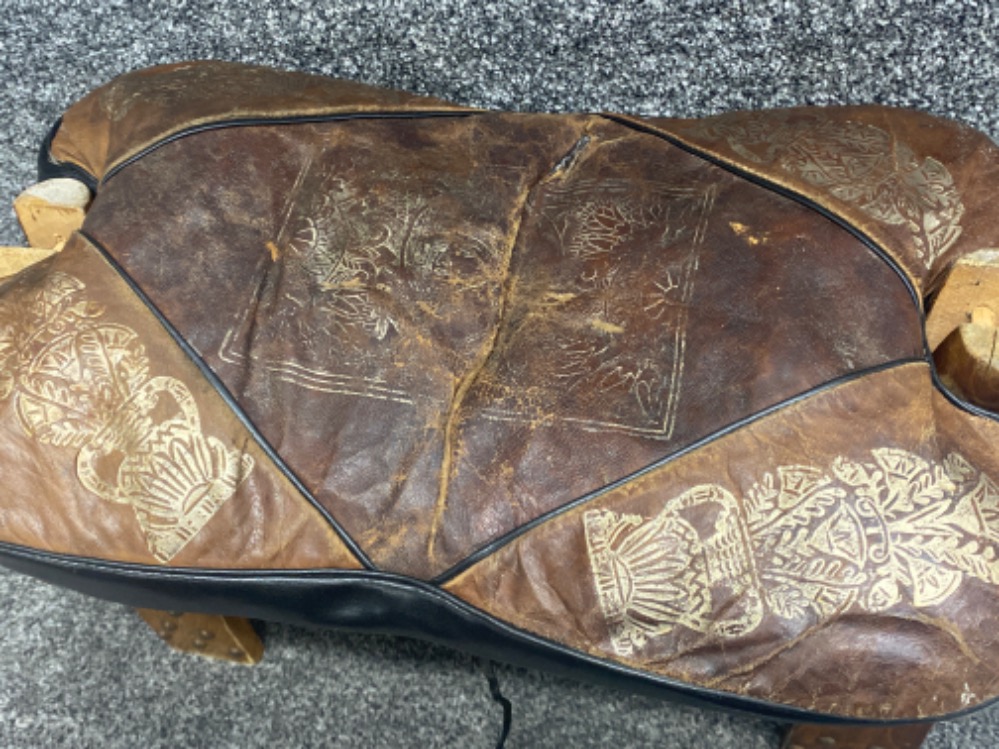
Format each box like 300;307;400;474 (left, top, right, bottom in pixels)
84;115;922;576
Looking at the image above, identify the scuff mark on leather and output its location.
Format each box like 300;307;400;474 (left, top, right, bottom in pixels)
549;134;592;178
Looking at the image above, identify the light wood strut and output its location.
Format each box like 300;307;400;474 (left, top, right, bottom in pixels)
927;250;999;412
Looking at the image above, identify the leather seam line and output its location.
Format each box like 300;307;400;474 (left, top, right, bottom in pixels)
76;229;377;571
98;110;481;187
599;113;924;313
430;357;927;584
0;539;958;726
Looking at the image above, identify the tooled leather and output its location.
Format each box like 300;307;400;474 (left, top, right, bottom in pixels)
444;363;999;719
49;61;476;180
15;63;999;722
81;114;923;578
639;106;999;294
0;234;362;571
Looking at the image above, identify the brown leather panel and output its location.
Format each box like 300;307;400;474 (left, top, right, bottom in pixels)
83;115;921;577
640;106;999;293
0;234;361;570
82;113;592;576
50;61;475;180
444;364;999;719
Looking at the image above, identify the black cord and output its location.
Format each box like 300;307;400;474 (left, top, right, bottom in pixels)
480;659;513;748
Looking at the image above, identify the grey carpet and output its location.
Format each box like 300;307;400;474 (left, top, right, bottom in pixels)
1;2;998;747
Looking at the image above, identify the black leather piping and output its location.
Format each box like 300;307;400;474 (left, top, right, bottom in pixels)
0;539;967;726
431;357;926;584
36;117;98;191
77;229;375;571
99;110;479;187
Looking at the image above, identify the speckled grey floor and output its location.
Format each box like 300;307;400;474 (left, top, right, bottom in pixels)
1;2;998;747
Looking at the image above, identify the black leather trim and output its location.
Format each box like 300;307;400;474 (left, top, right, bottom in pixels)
100;110;478;186
77;230;376;570
431;358;928;584
0;540;961;726
36;117;99;191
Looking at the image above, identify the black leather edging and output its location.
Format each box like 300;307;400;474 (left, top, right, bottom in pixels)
0;540;965;726
77;230;375;570
432;358;927;584
100;110;478;187
36;117;98;191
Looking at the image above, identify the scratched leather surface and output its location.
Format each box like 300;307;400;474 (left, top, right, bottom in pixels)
7;61;999;719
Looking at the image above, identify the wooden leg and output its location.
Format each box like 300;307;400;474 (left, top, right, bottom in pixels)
926;249;999;411
13;177;90;249
926;248;999;350
2;177;90;281
0;246;57;280
781;723;933;749
934;306;999;411
136;609;265;665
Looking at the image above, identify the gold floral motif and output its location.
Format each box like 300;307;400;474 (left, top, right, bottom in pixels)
0;272;252;562
692;114;965;267
584;448;999;656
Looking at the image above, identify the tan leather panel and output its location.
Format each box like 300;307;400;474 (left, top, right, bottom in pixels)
82;115;921;577
50;61;475;180
445;364;999;719
640;106;999;292
0;234;361;570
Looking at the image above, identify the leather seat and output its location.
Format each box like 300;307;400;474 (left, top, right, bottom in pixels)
2;61;998;734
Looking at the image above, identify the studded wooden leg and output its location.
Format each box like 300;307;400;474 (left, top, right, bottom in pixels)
136;609;265;665
781;722;933;749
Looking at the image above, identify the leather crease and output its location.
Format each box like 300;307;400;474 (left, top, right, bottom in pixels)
428;119;599;564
